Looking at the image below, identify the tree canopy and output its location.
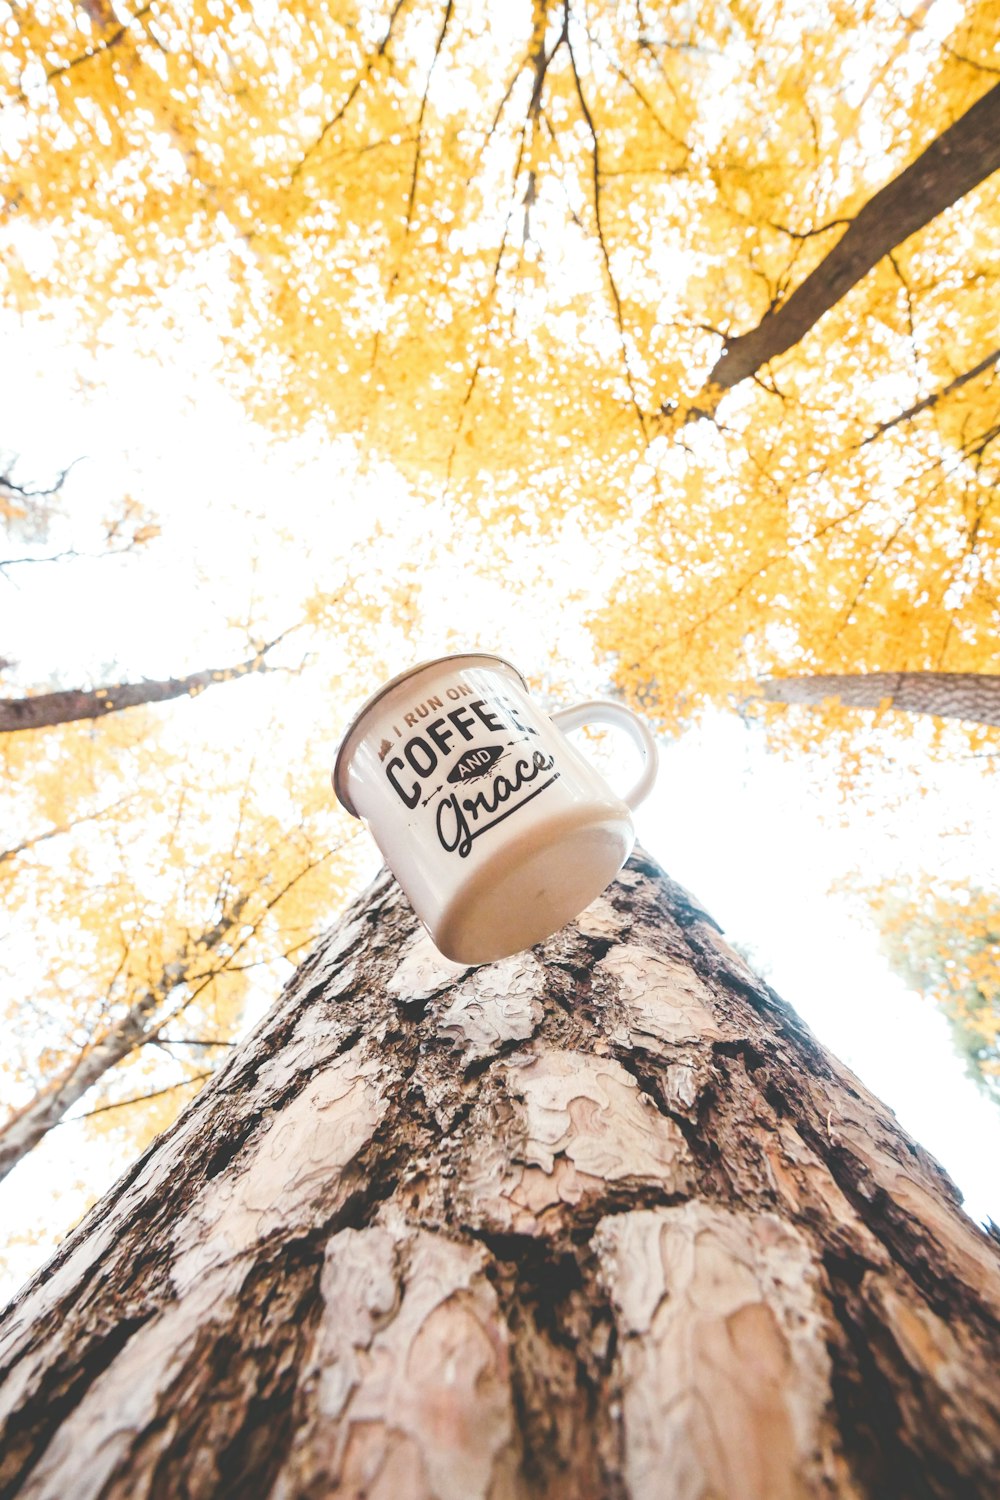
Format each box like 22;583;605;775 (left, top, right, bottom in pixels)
4;0;999;731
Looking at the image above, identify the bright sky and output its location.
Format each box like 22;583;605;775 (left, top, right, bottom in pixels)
1;309;999;1304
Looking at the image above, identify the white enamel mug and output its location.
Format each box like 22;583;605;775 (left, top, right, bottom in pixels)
332;653;658;964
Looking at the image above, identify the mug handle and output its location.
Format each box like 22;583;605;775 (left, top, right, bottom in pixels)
550;700;659;811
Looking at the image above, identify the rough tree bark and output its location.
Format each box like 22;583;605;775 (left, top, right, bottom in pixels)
1;850;999;1498
0;641;284;734
658;80;1000;430
761;671;1000;728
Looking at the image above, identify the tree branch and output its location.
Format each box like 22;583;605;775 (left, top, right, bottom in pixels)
566;16;648;441
62;1072;212;1124
0;795;135;866
657;81;1000;429
288;0;410;183
862;347;1000;446
0;633;290;734
402;0;454;236
38;3;154;91
149;1037;237;1048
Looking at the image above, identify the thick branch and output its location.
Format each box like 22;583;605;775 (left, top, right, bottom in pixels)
661;81;1000;426
0;637;286;734
0;839;343;1179
760;671;1000;727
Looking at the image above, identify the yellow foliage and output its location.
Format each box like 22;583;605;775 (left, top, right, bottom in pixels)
0;704;361;1119
2;0;996;744
865;875;1000;1101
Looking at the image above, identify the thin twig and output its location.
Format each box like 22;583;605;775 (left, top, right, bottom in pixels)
61;1072;212;1124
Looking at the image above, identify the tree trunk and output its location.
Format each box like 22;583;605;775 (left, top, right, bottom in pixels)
658;81;1000;430
0;640;284;734
1;850;998;1498
761;671;1000;728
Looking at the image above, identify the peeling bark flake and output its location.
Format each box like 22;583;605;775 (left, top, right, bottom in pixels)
461;1050;691;1235
272;1221;519;1500
598;942;723;1049
595;1205;837;1500
437;954;545;1063
170;1044;388;1292
388;931;473;1007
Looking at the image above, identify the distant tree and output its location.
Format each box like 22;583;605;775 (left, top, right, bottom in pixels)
869;877;1000;1106
0;831;345;1180
760;672;1000;729
0;728;358;1185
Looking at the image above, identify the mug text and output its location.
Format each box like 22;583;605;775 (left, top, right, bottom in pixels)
436;750;558;858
